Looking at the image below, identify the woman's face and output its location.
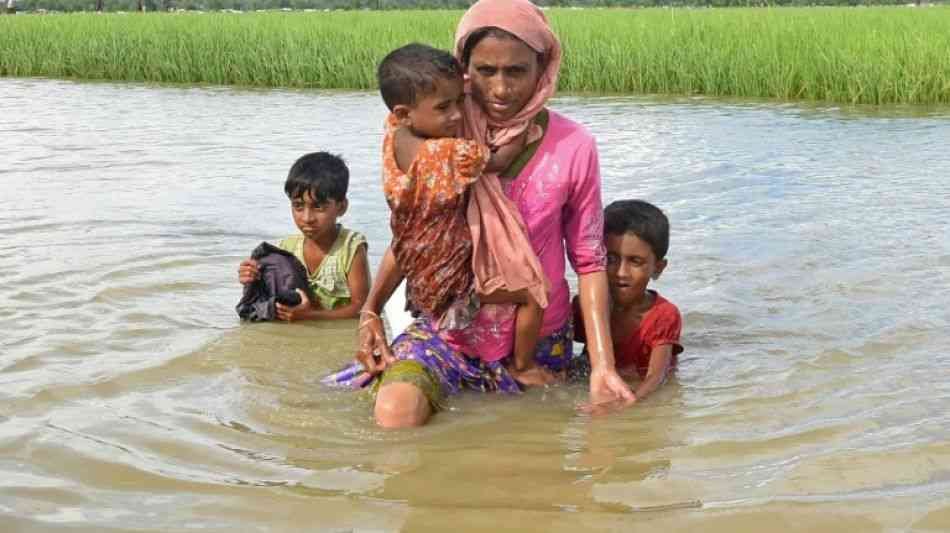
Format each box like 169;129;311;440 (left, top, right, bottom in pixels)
466;35;542;122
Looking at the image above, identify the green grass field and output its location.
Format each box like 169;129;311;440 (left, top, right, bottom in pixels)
2;7;949;104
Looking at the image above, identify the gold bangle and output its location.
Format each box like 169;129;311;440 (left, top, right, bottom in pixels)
358;310;382;330
358;318;380;330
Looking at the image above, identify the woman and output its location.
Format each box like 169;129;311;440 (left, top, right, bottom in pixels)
350;0;634;427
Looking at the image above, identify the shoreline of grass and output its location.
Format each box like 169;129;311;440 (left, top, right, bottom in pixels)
2;7;949;105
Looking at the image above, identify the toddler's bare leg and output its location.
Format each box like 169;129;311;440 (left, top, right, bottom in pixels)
479;289;552;385
512;297;543;371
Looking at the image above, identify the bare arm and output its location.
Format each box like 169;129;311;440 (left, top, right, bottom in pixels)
394;127;425;173
578;271;636;406
355;244;404;374
362;244;403;317
632;345;674;401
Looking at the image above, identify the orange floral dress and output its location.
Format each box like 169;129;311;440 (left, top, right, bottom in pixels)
383;114;490;327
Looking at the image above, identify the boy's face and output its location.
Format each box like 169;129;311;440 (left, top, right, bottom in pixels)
605;232;667;308
290;190;346;243
401;76;464;139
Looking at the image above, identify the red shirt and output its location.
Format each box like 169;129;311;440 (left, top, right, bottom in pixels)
574;292;683;378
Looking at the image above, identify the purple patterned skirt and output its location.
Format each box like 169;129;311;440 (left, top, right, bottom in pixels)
322;318;583;409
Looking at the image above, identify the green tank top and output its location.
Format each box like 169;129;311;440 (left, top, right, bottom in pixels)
277;226;367;310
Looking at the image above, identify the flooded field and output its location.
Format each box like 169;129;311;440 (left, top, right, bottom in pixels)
1;78;949;531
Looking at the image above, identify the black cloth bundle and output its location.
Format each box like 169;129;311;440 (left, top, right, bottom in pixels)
236;242;312;321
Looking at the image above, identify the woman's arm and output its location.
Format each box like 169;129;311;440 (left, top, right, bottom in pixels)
632;345;674;401
362;244;403;317
560;134;636;408
355;244;404;374
577;271;637;407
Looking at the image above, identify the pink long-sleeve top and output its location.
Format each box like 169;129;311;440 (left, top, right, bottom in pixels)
443;110;607;361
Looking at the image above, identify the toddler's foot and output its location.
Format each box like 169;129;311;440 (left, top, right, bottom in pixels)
509;364;560;388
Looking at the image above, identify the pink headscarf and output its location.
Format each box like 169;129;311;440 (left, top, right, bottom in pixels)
453;0;562;313
454;0;562;148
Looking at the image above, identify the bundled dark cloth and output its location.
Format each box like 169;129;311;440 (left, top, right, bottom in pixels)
236;242;312;321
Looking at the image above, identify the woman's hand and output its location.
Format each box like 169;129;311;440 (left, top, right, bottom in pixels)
355;312;396;376
275;289;311;322
238;259;259;285
581;367;636;415
353;244;404;376
576;271;636;413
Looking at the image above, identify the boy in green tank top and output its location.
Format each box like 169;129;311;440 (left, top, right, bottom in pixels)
238;152;370;321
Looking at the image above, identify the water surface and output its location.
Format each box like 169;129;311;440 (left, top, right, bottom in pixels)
2;78;949;532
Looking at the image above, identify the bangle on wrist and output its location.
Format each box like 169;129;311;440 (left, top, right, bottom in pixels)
358;310;382;330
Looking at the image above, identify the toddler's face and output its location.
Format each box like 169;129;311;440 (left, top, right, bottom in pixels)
405;76;464;139
605;232;666;308
290;190;345;243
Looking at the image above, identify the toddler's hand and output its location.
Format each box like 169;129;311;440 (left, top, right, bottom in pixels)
238;259;259;285
525;123;544;145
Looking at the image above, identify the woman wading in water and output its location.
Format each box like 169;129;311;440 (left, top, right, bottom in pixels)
331;0;635;427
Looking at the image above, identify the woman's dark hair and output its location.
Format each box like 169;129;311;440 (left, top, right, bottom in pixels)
460;26;544;68
377;43;461;111
284;152;349;205
604;200;670;260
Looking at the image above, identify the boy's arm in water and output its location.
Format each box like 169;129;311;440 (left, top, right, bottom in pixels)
355;244;404;375
275;243;371;321
633;345;674;401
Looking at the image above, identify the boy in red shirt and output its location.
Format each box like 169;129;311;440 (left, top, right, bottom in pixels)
574;200;683;404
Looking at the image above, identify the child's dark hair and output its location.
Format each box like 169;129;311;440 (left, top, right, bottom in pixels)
284;152;349;205
604;200;670;260
377;43;461;111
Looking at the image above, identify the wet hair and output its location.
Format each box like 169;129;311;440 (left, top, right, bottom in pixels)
604;200;670;260
283;152;349;205
460;26;544;68
377;43;461;111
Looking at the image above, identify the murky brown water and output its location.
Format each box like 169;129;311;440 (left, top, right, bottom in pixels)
2;78;950;532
